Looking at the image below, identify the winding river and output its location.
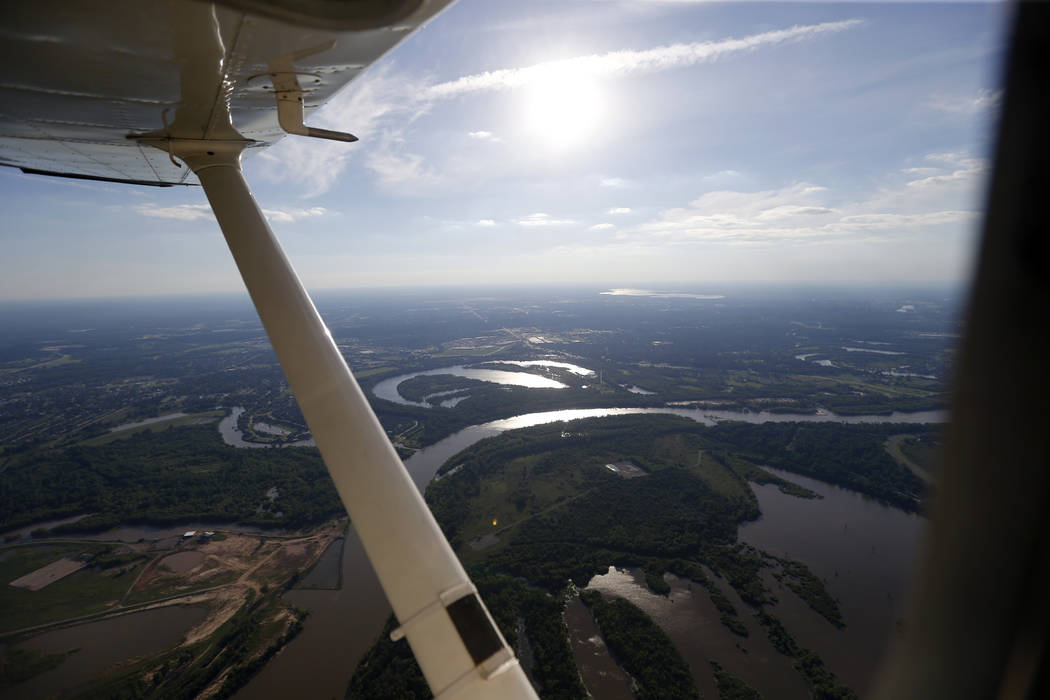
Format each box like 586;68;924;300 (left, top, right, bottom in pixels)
232;401;943;699
371;363;582;407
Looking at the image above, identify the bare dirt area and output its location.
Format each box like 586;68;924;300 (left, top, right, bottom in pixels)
9;557;86;590
181;584;254;646
3;524;342;698
131;534;271;600
246;540;320;588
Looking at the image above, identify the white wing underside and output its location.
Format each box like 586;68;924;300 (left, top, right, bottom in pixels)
0;0;447;185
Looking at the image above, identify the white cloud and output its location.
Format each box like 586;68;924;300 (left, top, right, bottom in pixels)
838;211;977;229
905;152;986;190
929;88;1002;115
608;207;632;215
255;20;862;195
256;63;434;194
365;145;434;186
134;203;212;221
622;152;985;247
260;207;328;223
756;205;835;220
518;212;577;227
590;223;616;231
133;203;327;224
902;167;940;176
426;20;863;99
477;219;496;227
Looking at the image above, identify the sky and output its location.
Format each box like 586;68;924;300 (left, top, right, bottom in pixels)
0;1;1009;300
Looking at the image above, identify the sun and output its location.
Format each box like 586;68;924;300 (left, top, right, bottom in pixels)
521;70;603;150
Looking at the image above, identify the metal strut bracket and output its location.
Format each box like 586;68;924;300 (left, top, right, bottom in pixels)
265;41;357;143
390;582;476;642
272;74;357;142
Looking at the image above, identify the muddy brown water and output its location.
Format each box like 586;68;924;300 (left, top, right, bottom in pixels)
7;605;208;700
739;468;926;695
235;408;935;698
585;567;810;699
563;596;634;699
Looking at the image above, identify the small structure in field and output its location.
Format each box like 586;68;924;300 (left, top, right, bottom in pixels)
603;461;647;479
182;531;197;538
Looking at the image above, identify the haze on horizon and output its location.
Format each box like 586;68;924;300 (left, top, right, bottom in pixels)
0;0;1008;301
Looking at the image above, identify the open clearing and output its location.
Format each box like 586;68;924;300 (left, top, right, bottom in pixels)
9;557;86;591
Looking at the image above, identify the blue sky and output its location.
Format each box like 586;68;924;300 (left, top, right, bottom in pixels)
0;1;1008;300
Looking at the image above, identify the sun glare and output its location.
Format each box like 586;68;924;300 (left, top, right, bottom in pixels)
522;70;604;150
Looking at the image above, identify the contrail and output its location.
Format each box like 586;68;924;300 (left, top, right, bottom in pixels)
425;19;864;99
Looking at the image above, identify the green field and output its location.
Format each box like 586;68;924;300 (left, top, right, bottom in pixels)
0;543;147;634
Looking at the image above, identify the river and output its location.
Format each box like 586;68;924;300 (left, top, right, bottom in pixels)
371;364;575;407
574;466;926;698
584;567;809;699
233;404;942;699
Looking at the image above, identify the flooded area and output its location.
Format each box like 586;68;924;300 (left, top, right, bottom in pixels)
586;567;809;699
235;530;389;700
10;605;208;699
739;468;927;694
227;405;941;697
296;537;343;589
481;360;594;376
371;365;569;406
563;596;633;700
218;408;314;449
484;406;945;431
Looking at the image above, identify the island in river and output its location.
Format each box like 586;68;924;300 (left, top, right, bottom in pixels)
345;413;933;699
0;286;951;698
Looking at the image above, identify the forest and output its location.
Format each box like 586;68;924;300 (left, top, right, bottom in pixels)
0;426;341;534
417;413;931;697
579;589;698;699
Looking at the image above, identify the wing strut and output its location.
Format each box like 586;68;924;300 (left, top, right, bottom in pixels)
168;140;537;700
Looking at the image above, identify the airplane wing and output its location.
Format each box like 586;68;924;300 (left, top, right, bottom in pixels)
0;0;438;185
0;2;538;698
